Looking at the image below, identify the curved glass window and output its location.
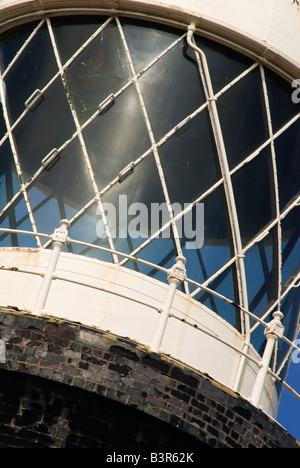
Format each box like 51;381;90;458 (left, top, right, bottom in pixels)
0;15;299;358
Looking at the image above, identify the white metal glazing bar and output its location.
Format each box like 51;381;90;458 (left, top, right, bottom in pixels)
0;77;41;246
46;17;119;263
186;24;249;329
115;17;189;291
260;64;282;316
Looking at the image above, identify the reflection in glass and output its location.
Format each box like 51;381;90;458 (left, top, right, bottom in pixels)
14;77;76;182
244;226;278;318
121;18;182;73
4;23;57;124
65;21;131;124
69;202;113;263
0;194;35;247
180;185;232;287
138;40;205;141
27;137;94;239
131;234;178;285
278;287;300;364
194;265;239;328
84;84;151;190
0;14;298;351
101;153;165;256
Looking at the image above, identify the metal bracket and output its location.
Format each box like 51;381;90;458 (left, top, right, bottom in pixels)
25;89;43;111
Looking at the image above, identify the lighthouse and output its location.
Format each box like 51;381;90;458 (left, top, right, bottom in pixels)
0;0;299;448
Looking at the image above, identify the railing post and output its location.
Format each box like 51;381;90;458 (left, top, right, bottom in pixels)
250;311;284;408
33;219;70;316
150;256;186;353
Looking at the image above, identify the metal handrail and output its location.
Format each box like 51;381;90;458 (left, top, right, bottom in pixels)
0;224;299;408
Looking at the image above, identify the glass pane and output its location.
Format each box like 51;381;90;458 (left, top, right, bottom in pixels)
232;146;275;246
138;40;205;141
277;287;300;364
194;265;239;328
13;77;76;182
121;18;182;73
158;108;220;206
64;20;131;124
195;35;254;94
4;23;58;124
101;153;166;256
275;119;300;211
179;185;232;285
265;67;300;134
217;67;269;169
281;206;300;290
0;21;39;73
244;226;278;319
0;194;35;247
27;137;94;236
0;139;21;208
84;84;151;191
51;15;108;65
69;202;113;263
127;233;178;285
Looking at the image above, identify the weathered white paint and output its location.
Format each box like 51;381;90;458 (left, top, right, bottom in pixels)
0;248;278;417
0;0;299;80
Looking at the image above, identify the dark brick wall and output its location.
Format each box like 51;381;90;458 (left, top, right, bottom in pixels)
0;309;299;448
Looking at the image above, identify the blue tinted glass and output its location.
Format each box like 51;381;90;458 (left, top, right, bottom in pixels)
281;206;300;289
179;186;232;294
277;288;300;365
69;203;113;263
101;153;165;256
28;137;94;237
275;119;300;211
131;235;178;284
0;194;35;247
194;265;238;328
232;146;275;246
244;226;278;317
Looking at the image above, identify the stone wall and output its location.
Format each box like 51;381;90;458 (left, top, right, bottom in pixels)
0;309;298;448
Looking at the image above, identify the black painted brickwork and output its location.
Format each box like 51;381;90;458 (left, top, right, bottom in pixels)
0;309;299;448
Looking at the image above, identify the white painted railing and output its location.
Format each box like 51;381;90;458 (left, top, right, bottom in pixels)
0;222;299;415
